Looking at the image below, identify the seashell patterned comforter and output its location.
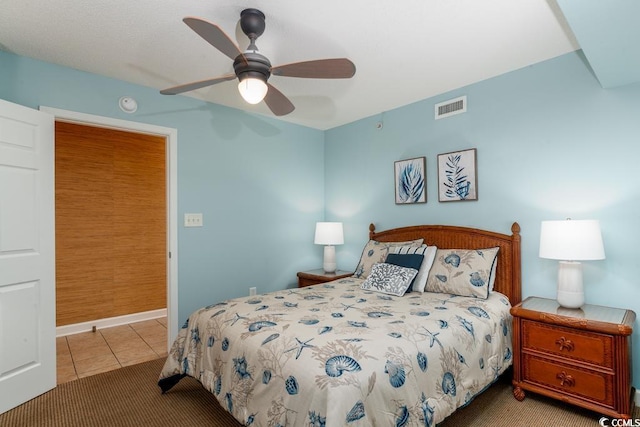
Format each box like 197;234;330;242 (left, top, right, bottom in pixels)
158;277;513;426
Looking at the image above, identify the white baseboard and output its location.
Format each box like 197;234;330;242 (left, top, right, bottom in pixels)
56;308;167;337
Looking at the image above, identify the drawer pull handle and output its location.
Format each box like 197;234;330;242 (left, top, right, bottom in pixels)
556;371;575;387
555;337;575;352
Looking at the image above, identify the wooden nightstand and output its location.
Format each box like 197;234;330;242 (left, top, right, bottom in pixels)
297;269;352;288
511;296;636;419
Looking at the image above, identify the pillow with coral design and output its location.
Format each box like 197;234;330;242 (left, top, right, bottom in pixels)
352;238;424;279
425;247;499;299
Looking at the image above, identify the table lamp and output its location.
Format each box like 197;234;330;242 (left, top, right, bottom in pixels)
314;222;344;273
539;219;605;308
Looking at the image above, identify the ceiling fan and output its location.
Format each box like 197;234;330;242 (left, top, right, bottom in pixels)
160;8;356;116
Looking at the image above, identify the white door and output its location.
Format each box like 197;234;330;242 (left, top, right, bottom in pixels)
0;99;55;414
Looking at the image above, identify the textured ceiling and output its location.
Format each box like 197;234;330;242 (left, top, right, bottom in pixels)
0;1;633;130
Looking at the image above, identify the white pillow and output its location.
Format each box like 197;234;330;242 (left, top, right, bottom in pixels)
360;263;418;297
389;244;438;292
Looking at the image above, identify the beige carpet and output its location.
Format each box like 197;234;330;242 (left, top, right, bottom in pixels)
1;358;636;426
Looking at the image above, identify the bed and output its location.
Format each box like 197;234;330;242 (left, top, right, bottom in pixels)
159;222;522;426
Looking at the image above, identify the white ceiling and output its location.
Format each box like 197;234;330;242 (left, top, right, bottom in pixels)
0;1;630;130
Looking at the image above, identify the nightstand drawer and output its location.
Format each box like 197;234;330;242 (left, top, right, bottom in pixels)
523;355;614;408
522;320;613;368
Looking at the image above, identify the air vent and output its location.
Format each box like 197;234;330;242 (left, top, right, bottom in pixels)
435;96;467;119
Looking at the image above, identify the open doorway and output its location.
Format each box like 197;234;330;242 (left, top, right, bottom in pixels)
40;106;178;347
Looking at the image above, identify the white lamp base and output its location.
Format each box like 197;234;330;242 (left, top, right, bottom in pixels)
556;261;584;309
323;245;337;273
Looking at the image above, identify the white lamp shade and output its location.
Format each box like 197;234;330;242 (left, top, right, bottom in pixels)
314;222;344;245
238;77;268;104
539;219;605;261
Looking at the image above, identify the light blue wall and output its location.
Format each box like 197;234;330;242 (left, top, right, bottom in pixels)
0;51;326;325
325;50;640;388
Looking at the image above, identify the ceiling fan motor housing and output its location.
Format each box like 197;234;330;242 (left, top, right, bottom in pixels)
234;52;271;83
235;9;270;83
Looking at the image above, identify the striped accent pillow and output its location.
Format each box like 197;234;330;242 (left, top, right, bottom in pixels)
389;244;438;292
353;239;424;279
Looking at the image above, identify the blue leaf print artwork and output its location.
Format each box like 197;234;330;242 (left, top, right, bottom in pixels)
396;158;425;203
325;355;362;377
443;153;471;200
346;400;366;423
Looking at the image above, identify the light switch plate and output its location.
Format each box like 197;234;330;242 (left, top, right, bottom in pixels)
184;213;203;227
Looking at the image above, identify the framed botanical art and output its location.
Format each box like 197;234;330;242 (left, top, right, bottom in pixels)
394;157;426;204
437;148;478;202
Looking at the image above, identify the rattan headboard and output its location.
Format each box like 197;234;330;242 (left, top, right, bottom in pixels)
369;222;522;306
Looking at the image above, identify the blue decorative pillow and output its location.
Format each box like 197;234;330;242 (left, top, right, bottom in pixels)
360;263;418;297
425;247;499;299
389;244;438;293
352;239;424;279
384;253;424;291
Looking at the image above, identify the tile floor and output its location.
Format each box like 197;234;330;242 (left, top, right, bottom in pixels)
56;317;168;384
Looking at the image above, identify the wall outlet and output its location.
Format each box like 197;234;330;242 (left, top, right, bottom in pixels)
249;287;257;296
184;213;203;227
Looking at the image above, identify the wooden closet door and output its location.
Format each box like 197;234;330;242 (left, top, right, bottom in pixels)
55;121;166;326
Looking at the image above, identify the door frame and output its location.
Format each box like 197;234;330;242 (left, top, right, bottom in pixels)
40;106;179;346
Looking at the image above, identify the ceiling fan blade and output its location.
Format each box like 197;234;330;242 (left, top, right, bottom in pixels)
183;17;243;61
160;73;236;95
264;83;295;116
271;58;356;79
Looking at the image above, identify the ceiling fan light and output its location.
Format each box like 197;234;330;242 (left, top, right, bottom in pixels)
238;77;268;104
